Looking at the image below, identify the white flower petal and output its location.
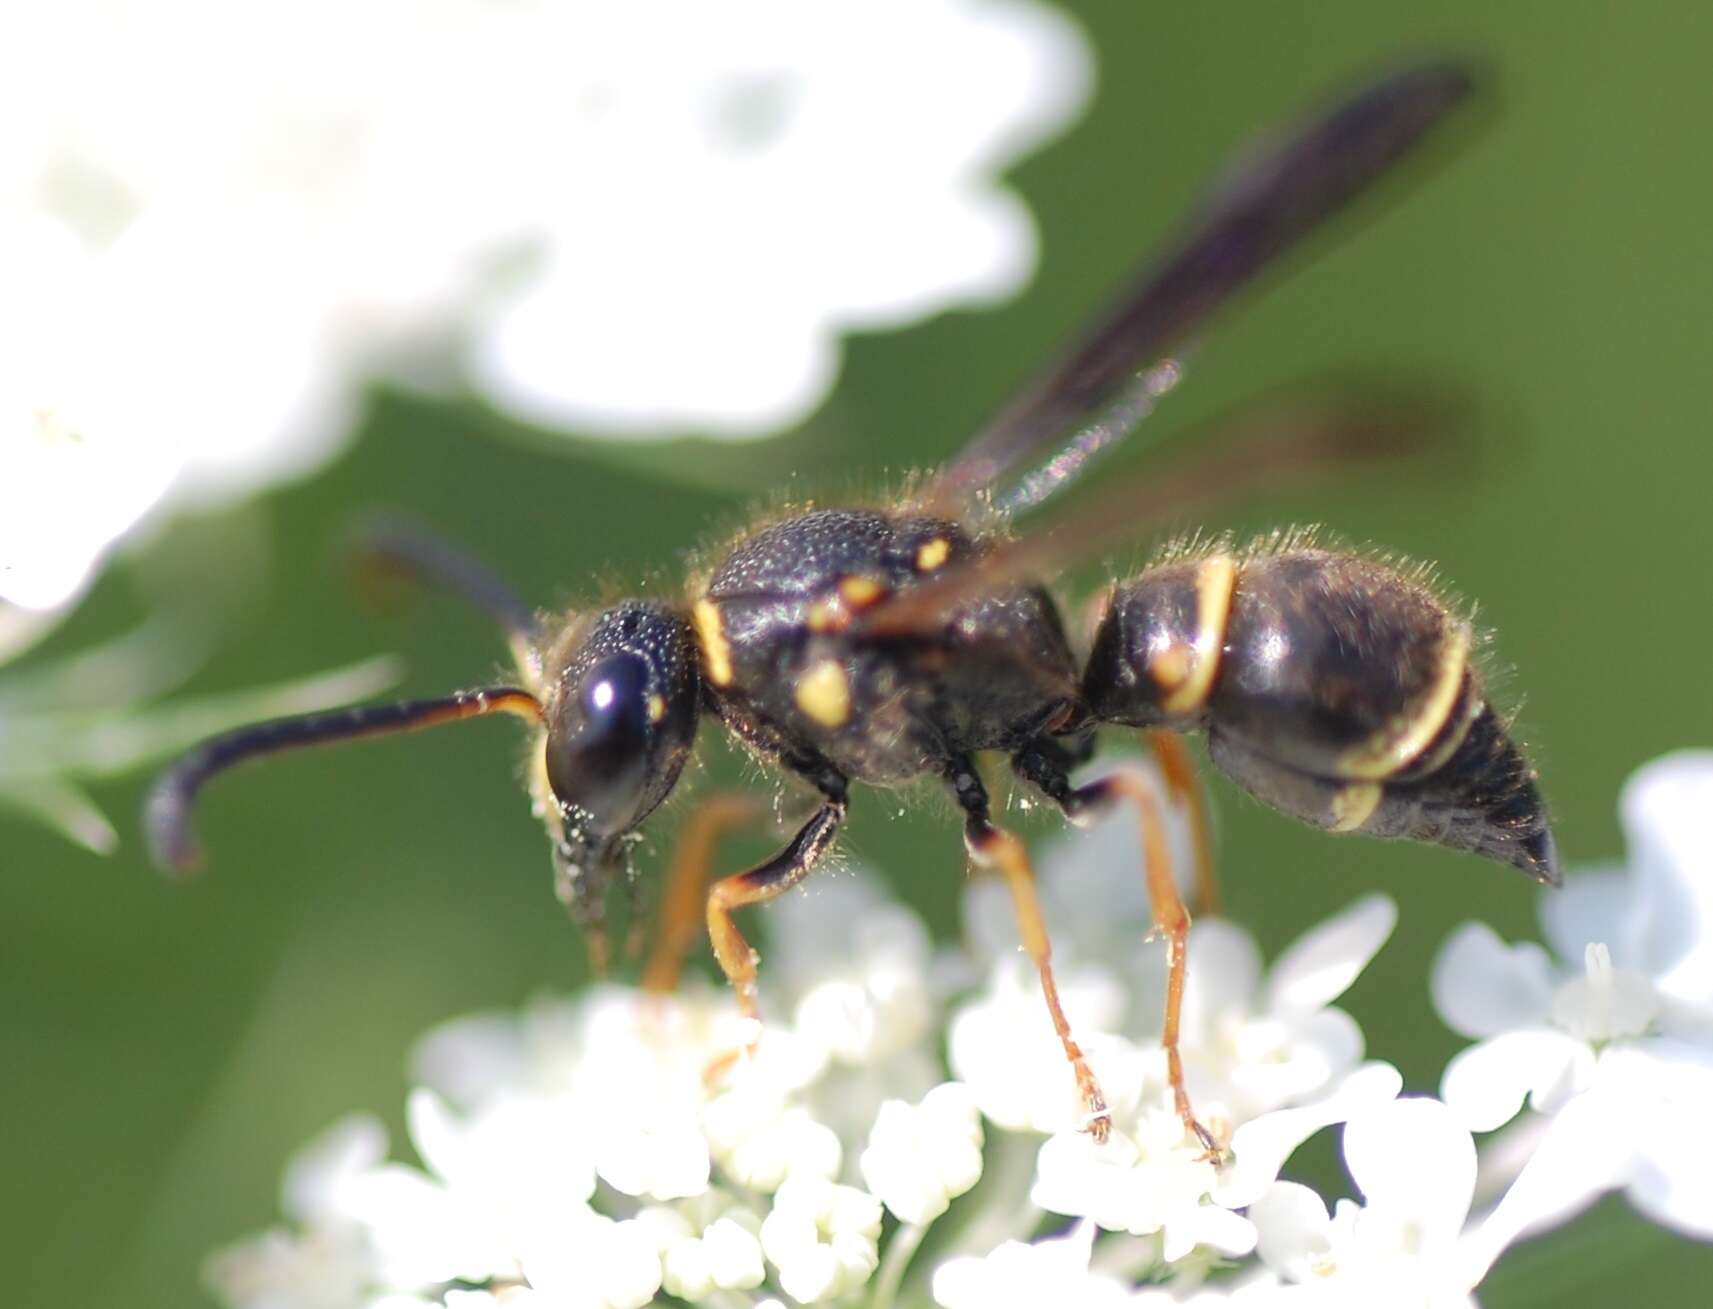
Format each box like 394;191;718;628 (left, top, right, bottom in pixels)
1538;867;1637;968
1033;1126;1159;1235
10;0;1093;618
1342;1098;1475;1252
859;1082;984;1225
403;1088;469;1191
442;1294;508;1309
469;0;1091;438
1630;1127;1713;1240
1439;1029;1590;1132
702;1216;767;1291
769;872;932;998
1266;894;1397;1015
1430;922;1556;1039
281;1114;387;1225
760;1177;882;1305
1182;919;1266;1027
1034;1098;1249;1263
949;957;1133;1135
1458;1090;1627;1284
1250;1181;1333;1281
961;875;1030;965
1223;1007;1365;1112
1214;1062;1402;1209
412;1013;531;1110
1167;1203;1259;1262
704;1089;839;1192
931;1221;1134;1309
593;1116;711;1200
335;1164;513;1289
1603;1038;1713;1240
521;1215;662;1309
777;877;938;1062
1037;787;1165;942
1620;750;1713;1000
662;1234;715;1301
631;1204;694;1253
204;1223;374;1309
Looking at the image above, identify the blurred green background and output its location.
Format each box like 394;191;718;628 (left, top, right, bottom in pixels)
6;1;1713;1302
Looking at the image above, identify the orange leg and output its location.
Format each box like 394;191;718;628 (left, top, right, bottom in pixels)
1087;768;1218;1157
965;818;1112;1142
1144;729;1222;915
641;792;763;994
701;795;846;1082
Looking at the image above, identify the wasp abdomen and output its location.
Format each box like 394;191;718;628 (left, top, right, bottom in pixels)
1084;547;1558;884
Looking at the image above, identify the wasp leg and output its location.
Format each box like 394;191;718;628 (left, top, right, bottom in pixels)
948;757;1112;1143
1144;730;1221;915
1012;748;1219;1158
702;778;848;1084
641;791;764;993
353;518;542;683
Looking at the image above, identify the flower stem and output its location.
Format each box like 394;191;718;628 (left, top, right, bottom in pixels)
870;1221;929;1309
939;1128;1044;1259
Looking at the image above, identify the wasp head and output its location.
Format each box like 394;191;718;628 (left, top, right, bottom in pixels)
542;600;700;918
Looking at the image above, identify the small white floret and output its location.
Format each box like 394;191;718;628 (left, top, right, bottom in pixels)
759;1176;883;1303
703;1085;842;1191
519;1213;662;1309
948;956;1132;1134
662;1213;767;1299
1430;752;1713;1244
770;875;938;1065
859;1082;985;1224
203;1224;373;1309
1032;1101;1245;1263
932;1220;1133;1309
1251;1097;1481;1306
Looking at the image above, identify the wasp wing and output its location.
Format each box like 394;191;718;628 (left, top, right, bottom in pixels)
862;382;1460;637
919;60;1478;516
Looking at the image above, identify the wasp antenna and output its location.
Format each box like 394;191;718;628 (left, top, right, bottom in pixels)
145;687;543;876
350;516;543;681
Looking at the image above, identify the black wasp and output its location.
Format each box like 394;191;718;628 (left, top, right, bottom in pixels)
149;61;1556;1153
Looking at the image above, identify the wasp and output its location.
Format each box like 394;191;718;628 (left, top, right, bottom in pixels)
147;61;1555;1153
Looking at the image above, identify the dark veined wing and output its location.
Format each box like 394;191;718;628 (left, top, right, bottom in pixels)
918;60;1480;516
860;382;1463;638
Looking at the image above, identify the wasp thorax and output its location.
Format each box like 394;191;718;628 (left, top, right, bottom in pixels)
544;601;699;851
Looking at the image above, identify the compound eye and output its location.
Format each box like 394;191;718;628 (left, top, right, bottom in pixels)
546;652;653;836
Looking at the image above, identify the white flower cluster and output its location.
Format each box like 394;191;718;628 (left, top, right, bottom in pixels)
206;752;1713;1308
2;0;1089;615
1431;750;1713;1267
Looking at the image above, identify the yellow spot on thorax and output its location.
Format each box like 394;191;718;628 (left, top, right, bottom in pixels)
794;658;852;728
809;574;888;634
692;599;734;687
839;574;885;607
807;600;839;633
647;693;666;723
915;537;951;572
